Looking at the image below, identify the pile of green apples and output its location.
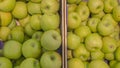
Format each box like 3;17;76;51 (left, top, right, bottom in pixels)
0;0;62;68
67;0;120;68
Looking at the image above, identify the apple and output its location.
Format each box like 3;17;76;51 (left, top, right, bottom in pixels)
68;58;85;68
115;47;120;61
109;60;117;68
41;13;60;31
40;51;61;68
0;27;11;41
0;11;12;26
8;19;17;29
0;0;16;12
73;44;90;61
3;40;22;59
91;50;104;60
32;31;43;42
67;49;73;59
109;32;119;41
87;17;100;32
12;1;28;19
88;0;104;14
112;6;120;21
0;57;12;68
68;12;81;29
85;33;103;52
88;60;110;68
84;61;89;68
102;37;117;53
91;11;105;19
67;0;81;4
114;62;120;68
68;4;77;13
97;18;114;36
80;20;88;26
75;2;90;21
40;0;59;14
22;39;41;58
12;26;24;31
104;0;118;13
67;32;81;50
20;58;40;68
27;2;41;15
30;0;41;3
30;14;41;30
105;53;114;61
19;15;30;27
41;30;61;50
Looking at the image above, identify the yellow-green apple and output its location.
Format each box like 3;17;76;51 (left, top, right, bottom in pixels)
109;60;117;68
8;19;17;29
0;0;16;12
88;60;110;68
30;0;41;3
67;0;81;4
80;20;88;26
73;44;90;61
68;4;77;13
27;2;41;15
102;37;117;53
22;39;41;58
68;58;85;68
68;12;81;29
91;11;105;19
0;27;10;41
112;6;120;22
41;0;59;14
41;13;60;31
0;57;12;68
114;62;120;68
32;31;43;42
67;50;73;59
85;33;103;52
12;26;24;31
40;51;61;68
67;32;81;50
30;14;41;30
3;40;22;59
41;30;61;50
105;53;114;61
88;0;104;14
12;1;28;19
104;0;118;13
0;11;12;26
19;15;30;27
75;2;90;21
91;50;104;60
87;17;100;32
20;58;40;68
115;47;120;61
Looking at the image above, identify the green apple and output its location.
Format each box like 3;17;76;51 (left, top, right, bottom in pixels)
68;4;77;13
12;26;24;31
32;31;43;42
40;51;61;68
20;58;40;68
41;13;60;31
12;1;28;19
14;66;20;68
84;61;89;68
3;40;22;59
0;11;12;26
0;57;12;68
80;20;88;26
102;37;117;53
8;19;17;29
22;39;41;58
41;0;59;14
0;27;11;41
41;30;61;50
115;47;120;61
104;0;118;13
91;11;105;19
88;0;104;14
0;0;16;12
67;32;81;50
19;15;30;27
105;53;114;61
75;2;90;21
30;0;41;3
73;44;90;61
114;62;120;68
68;58;85;68
68;12;81;29
87;17;100;32
74;26;91;40
112;6;120;21
97;18;114;36
67;0;81;4
109;32;119;41
91;50;104;60
27;2;41;15
25;24;36;37
67;50;73;59
88;60;109;68
30;14;41;30
109;60;117;68
85;33;103;52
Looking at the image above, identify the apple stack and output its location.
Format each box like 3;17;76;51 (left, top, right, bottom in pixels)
0;0;62;68
67;0;120;68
